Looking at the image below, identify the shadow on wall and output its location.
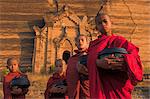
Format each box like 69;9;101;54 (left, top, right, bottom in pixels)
28;19;45;29
18;19;46;73
19;32;34;73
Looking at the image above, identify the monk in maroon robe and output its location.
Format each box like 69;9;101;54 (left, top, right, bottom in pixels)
44;73;66;99
87;13;143;99
3;58;29;99
44;59;67;99
66;34;90;99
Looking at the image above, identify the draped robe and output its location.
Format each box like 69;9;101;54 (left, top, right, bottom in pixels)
87;35;143;99
3;72;28;99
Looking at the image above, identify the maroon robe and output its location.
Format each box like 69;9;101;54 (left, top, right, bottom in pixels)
66;50;90;99
44;73;66;99
87;35;143;99
3;72;28;99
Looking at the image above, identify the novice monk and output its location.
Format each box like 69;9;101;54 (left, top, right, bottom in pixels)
87;13;143;99
3;57;29;99
44;59;67;99
66;34;90;99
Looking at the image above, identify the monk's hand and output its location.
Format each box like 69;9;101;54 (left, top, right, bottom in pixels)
11;86;22;95
106;56;127;71
49;85;59;93
96;58;110;69
56;85;67;93
50;85;67;93
22;88;29;94
96;56;126;71
77;62;88;75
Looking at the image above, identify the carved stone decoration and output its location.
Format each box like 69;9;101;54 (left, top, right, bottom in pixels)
33;5;95;74
32;26;48;73
79;16;88;34
53;37;60;60
47;0;53;6
59;38;73;63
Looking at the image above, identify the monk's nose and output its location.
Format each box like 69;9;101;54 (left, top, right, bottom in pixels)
111;54;115;57
102;22;106;26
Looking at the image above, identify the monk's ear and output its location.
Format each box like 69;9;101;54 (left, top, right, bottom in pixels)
110;19;113;24
111;21;113;24
75;43;77;47
6;66;9;69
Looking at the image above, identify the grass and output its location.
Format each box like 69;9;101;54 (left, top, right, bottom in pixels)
26;73;50;99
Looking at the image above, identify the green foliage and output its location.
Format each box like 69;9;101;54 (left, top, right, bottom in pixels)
0;64;9;75
1;68;9;75
48;64;55;74
40;64;46;74
19;66;32;73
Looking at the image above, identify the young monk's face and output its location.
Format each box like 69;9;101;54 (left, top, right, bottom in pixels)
96;15;112;34
55;62;63;74
76;36;88;50
7;60;19;72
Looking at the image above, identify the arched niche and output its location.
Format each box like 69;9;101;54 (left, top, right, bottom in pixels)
62;50;71;64
58;39;73;63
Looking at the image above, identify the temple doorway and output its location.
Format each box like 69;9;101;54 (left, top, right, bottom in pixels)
62;50;71;64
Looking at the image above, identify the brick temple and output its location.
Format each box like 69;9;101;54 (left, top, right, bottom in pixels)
0;0;149;74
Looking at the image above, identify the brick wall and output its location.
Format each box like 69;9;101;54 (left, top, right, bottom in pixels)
0;0;149;73
0;0;50;67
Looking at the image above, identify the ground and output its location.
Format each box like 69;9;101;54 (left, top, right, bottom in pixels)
0;73;149;99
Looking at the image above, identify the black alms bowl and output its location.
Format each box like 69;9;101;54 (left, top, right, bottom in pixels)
10;76;30;88
98;48;128;59
79;55;88;66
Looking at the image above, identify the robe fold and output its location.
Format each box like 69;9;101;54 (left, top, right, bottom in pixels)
66;50;90;99
87;35;143;99
66;54;80;99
